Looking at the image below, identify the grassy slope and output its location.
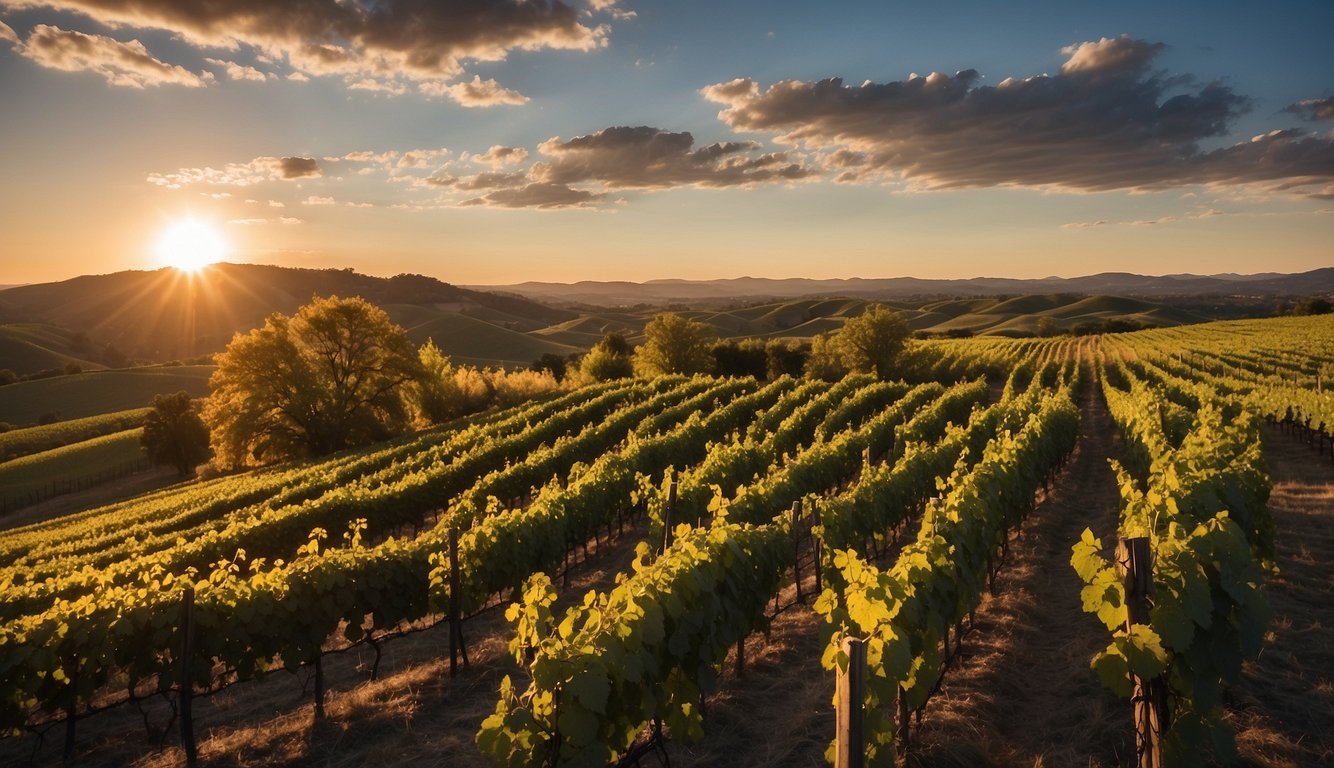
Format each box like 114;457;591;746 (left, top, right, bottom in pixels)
0;366;213;425
386;305;582;367
0;428;146;503
0;324;106;375
0;407;149;461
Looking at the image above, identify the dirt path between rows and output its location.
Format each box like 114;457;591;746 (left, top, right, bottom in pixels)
906;382;1133;767
1230;427;1334;768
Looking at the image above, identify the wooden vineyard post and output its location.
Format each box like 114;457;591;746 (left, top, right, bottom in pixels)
448;525;468;676
1117;536;1167;768
662;480;677;552
63;661;77;762
179;587;197;767
313;656;326;720
835;636;866;768
791;500;804;602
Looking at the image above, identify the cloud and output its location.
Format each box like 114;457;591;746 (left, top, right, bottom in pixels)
473;145;529;167
6;0;612;91
531;125;812;190
1062;207;1229;229
450;171;530;190
1285;97;1334;121
349;77;408;96
303;195;336;205
148;155;320;187
588;0;636;21
703;37;1334;198
230;216;304;225
461;182;604;209
421;75;528;106
205;57;269;82
277;156;320;179
0;20;17;44
396;147;450;168
13;24;211;87
287;71;308;82
1059;35;1166;76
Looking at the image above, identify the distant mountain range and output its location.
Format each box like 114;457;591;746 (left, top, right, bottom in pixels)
467;268;1334;307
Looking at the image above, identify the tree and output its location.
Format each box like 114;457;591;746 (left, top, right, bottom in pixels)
575;333;634;383
633;313;715;376
765;339;809;379
835;304;911;379
531;352;568;381
1036;316;1060;338
141;391;210;476
407;338;463;426
804;332;848;381
711;339;767;378
204;295;424;468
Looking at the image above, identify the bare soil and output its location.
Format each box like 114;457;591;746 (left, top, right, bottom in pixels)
1229;427;1334;768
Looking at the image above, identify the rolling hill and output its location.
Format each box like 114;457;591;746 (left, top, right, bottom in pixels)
0;366;213;426
0;264;576;368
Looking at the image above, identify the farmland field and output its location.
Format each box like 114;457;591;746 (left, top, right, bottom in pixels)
0;316;1331;767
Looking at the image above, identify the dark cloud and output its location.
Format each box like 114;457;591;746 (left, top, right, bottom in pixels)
1285;97;1334;121
703;36;1334;197
461;182;603;209
531;125;812;190
6;0;611;90
13;23;211;87
278;156;320;179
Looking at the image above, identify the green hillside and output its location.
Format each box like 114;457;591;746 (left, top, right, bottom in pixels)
387;305;582;368
0;324;106;375
0;428;148;509
0;366;213;426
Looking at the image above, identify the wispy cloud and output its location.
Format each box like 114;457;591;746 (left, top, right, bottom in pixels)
148;155;320;187
205;57;270;82
1285;97;1334;122
421;75;528;107
9;24;211;88
703;35;1334;199
461;182;605;209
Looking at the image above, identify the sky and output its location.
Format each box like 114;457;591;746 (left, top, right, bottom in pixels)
0;0;1331;286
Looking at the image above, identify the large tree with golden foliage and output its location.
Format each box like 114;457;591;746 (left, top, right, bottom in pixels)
203;296;423;468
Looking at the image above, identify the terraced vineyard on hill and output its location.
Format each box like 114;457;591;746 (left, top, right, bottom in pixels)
0;314;1330;767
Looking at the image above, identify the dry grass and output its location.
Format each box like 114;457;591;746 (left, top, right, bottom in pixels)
1228;428;1334;768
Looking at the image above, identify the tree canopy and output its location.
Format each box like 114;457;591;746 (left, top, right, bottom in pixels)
203;295;423;468
633;313;715;376
141;391;210;476
833;304;911;379
575;332;634;383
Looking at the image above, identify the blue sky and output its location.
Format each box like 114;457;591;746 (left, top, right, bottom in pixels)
0;0;1330;285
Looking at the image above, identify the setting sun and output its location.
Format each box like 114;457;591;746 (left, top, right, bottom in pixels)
155;219;226;273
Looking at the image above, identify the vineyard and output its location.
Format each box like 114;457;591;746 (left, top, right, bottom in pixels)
1;315;1332;767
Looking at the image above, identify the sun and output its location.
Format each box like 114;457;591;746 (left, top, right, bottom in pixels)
155;219;227;273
